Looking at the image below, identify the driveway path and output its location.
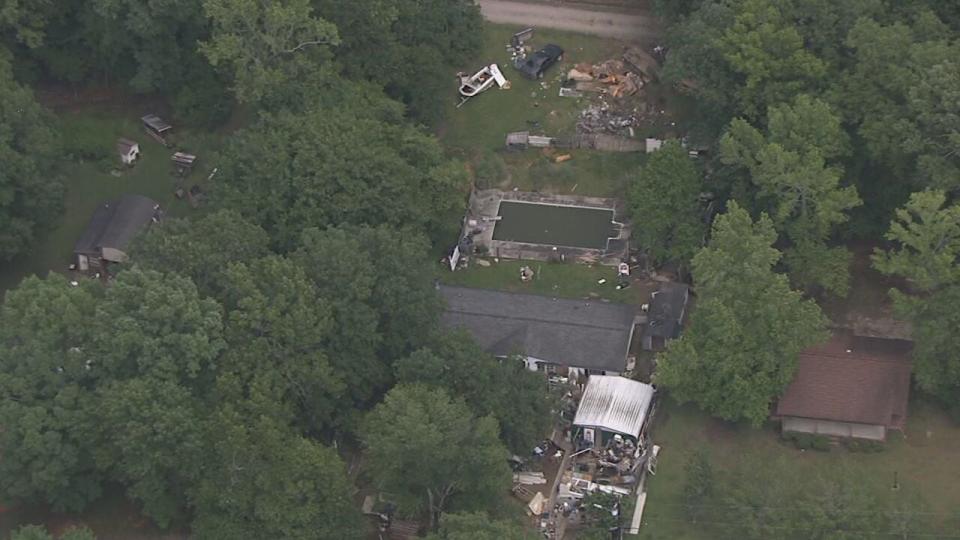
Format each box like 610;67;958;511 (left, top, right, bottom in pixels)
477;0;660;42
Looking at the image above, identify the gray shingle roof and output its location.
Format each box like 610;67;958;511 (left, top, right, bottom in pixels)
645;283;688;339
439;285;638;372
74;194;157;256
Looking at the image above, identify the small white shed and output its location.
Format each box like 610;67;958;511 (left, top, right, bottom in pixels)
117;138;140;165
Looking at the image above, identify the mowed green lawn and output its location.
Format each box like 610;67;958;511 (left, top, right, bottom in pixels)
0;108;222;294
439;24;648;198
439;258;648;304
636;398;960;538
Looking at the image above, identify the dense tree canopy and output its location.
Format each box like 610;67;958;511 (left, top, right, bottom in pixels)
217;95;466;250
0;54;63;261
361;385;511;529
395;332;553;454
425;512;535;540
721;95;861;296
656;203;828;425
629;140;706;268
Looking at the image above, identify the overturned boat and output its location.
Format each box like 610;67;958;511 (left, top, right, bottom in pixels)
459;64;509;97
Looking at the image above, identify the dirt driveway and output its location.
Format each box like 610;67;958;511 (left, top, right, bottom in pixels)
477;0;661;43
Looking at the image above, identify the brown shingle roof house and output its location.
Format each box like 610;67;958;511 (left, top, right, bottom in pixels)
774;331;912;441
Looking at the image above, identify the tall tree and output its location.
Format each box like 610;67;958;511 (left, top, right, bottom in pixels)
629;140;706;268
89;268;224;384
721;95;861;296
129;210;271;298
718;0;826;118
217;97;466;250
315;0;482;124
656;203;829;425
872;190;960;291
201;0;339;104
190;406;364;539
219;255;344;433
425;512;535;540
0;275;102;512
361;385;510;530
395;332;552;454
873;191;960;399
0;53;63;261
91;378;205;527
293;226;440;412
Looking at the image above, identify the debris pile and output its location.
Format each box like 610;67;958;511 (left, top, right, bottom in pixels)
565;59;644;98
576;103;643;137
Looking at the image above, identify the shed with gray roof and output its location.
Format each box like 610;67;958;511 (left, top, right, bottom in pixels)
439;285;640;375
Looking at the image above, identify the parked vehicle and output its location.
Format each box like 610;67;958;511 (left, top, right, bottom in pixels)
515;44;564;79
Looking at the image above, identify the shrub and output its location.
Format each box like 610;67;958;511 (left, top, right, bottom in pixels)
60;117;111;163
845;439;884;453
783;431;830;452
474;152;507;189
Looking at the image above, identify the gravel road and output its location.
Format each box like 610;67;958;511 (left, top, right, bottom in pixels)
477;0;660;42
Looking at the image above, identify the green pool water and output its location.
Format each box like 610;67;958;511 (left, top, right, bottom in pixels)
492;201;615;249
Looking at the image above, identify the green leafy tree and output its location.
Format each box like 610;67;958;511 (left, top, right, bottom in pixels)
191;406;364;539
629;140;705;268
294;226;441;411
89;0;210;93
219;256;344;433
0;275;102;511
0;54;63;260
91;378;205;528
425;512;534;540
316;0;481;124
201;0;339;104
656;203;828;425
217;99;466;250
10;524;97;540
361;385;510;530
130;210;271;297
721;95;861;296
908;60;960;190
718;0;826;118
395;332;552;454
872;190;960;291
0;0;56;47
90;268;224;384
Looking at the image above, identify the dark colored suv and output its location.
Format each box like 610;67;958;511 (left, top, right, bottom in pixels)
515;44;564;79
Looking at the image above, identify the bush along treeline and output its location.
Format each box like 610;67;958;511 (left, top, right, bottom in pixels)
0;0;558;536
638;0;960;424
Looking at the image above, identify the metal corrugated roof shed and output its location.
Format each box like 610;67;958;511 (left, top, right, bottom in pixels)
573;375;655;438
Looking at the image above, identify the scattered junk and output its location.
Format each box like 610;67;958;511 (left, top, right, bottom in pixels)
141;114;172;146
511;27;534;48
520;265;535;281
554;153;572;163
458;63;510;99
362;494;420;539
506;131;554;150
622;46;660;81
187;184;206;208
116;138;140;165
171;152;197;176
515;471;548;485
558;87;582;98
645;138;664;153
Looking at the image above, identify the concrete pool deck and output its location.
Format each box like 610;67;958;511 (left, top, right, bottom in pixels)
462;190;630;265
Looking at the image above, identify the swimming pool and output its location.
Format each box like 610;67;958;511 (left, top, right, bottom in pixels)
492;201;616;250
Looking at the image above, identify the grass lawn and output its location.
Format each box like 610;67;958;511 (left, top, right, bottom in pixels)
636;398;960;538
439;258;648;304
438;24;657;198
0;107;223;294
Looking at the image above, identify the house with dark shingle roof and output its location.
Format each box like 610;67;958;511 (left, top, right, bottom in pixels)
439;285;640;377
774;331;913;441
74;194;159;271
